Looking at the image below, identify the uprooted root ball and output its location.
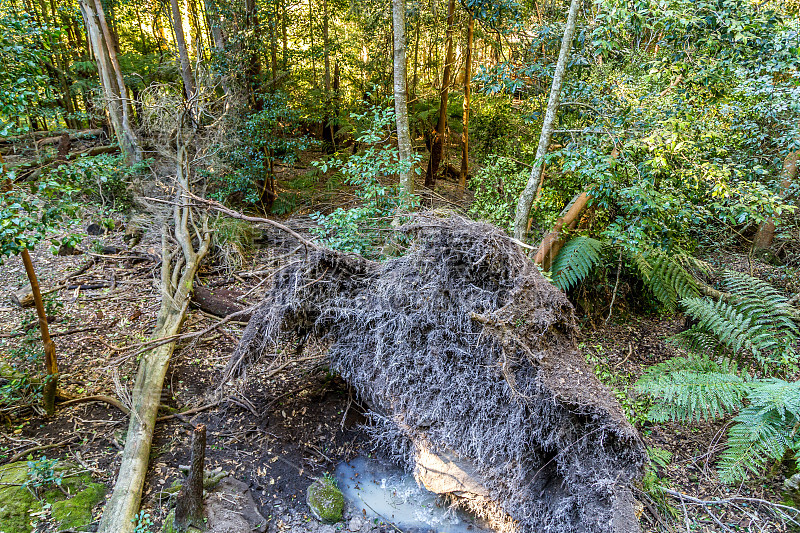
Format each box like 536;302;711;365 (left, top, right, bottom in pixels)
228;215;647;533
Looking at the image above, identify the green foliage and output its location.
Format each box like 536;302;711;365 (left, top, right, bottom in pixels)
0;3;61;135
672;272;798;366
24;457;63;498
468;156;529;232
627;249;699;312
132;510;154;533
214;91;315;206
311;104;420;257
51;154;146;210
0;180;75;262
210;215;256;272
551;236;603;291
637;272;800;483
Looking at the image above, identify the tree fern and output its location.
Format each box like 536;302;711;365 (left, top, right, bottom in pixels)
550;236;603;291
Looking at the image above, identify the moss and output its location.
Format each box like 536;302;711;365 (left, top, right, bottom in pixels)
0;461;106;533
50;482;106;530
306;477;344;524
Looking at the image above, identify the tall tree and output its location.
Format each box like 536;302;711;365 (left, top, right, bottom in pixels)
424;0;455;189
513;0;580;242
459;9;473;192
170;0;197;115
392;0;413;194
78;0;142;163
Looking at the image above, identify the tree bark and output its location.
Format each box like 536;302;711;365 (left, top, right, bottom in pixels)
170;0;197;114
513;0;581;242
424;0;456;189
392;0;414;195
20;249;58;416
752;150;799;252
534;189;590;270
96;123;210;533
174;425;206;531
459;11;474;192
78;0;142;164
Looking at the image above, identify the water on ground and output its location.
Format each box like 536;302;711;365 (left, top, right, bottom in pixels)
335;455;487;533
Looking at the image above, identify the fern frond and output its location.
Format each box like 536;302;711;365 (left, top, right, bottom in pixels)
719;404;795;483
550;236;603;291
636;355;748;422
628;249;698;312
722;271;800;344
668;329;727;357
681;297;770;357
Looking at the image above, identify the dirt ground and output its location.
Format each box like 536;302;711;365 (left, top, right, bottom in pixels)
0;175;797;532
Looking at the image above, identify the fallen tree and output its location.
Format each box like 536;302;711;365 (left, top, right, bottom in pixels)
97;124;210;533
228;214;647;533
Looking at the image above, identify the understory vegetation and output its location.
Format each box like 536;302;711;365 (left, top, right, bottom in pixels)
0;0;799;531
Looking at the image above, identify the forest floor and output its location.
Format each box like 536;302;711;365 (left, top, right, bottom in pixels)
0;170;797;532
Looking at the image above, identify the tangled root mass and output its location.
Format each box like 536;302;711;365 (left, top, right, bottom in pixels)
229;215;647;533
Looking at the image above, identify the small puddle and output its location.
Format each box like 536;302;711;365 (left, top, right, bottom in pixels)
334;455;488;533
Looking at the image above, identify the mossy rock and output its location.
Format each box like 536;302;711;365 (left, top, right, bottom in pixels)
306;477;344;524
0;460;107;533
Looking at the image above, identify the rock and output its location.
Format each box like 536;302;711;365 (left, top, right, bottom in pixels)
87;223;106;236
348;516;363;531
318;525;336;533
306;477;344;524
0;460;106;533
204;476;267;533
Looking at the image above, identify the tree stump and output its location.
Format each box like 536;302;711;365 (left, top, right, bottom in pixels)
174;425;207;531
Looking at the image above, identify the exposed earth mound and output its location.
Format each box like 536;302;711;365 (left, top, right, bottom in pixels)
228;215;647;533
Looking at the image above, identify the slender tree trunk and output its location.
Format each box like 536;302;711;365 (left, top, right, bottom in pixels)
753;150;799;252
281;0;288;70
393;0;413;195
204;0;233;106
20;249;58;416
513;0;580;242
424;0;455;189
269;0;279;84
459;11;473;192
309;0;317;88
170;0;197;111
245;0;263;106
78;0;141;164
411;12;420;100
322;0;333;145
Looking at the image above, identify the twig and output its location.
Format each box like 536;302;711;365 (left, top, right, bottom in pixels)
57;394;130;415
156;400;220;422
7;436;80;463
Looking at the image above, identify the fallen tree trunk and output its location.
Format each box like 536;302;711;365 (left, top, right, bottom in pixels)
533;189;591;270
10;144;119;179
96;129;210;533
192;285;250;320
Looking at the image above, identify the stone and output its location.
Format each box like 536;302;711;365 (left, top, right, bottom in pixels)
318;525;336;533
204;476;267;533
87;223;106;236
50;482;106;530
348;516;362;531
306;478;344;524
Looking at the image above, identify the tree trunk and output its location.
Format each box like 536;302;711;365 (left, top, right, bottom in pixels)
20;249;58;416
424;0;456;189
393;0;414;196
78;0;142;164
245;0;263;106
96;123;210;533
174;425;206;531
534;190;590;270
203;0;233;106
170;0;197;114
513;0;581;242
752;150;799;252
459;11;473;192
